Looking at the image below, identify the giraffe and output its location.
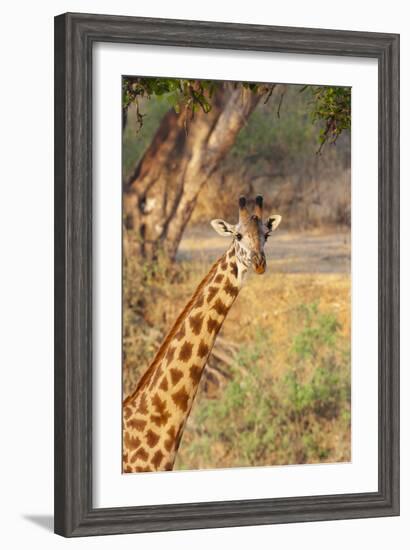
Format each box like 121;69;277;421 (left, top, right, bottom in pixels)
122;195;282;473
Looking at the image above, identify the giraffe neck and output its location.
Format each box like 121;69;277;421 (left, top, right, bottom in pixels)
123;241;244;473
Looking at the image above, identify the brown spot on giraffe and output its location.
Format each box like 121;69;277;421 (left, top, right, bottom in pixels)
150;413;170;427
150;393;171;427
207;317;221;334
170;368;183;385
190;364;202;385
131;447;149;462
164;425;176;452
127;418;147;431
179;341;193;362
151;449;165;469
213;298;229;317
159;376;169;391
194;293;204;309
223;278;239;298
152;393;167;413
189;311;204;335
124;432;141;451
172;386;190;412
139;393;148;414
206;286;219;304
124;406;133;419
214;273;224;284
146;429;160;448
197;341;209;359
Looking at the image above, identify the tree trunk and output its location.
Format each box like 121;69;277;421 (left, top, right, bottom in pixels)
123;83;263;263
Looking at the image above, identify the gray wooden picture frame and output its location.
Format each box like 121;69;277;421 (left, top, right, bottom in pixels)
54;12;400;537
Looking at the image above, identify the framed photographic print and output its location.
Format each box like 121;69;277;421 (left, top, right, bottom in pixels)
54;13;400;537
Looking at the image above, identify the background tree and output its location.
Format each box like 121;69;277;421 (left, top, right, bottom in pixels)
122;78;350;263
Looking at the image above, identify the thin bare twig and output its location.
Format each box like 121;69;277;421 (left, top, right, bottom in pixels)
264;83;277;104
276;89;286;118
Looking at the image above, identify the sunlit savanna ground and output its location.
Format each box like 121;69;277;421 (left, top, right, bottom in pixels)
123;227;351;470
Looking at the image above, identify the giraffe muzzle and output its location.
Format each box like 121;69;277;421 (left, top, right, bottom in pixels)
251;253;266;274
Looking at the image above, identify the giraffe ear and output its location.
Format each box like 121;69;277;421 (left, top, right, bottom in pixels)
266;214;282;234
210;219;236;237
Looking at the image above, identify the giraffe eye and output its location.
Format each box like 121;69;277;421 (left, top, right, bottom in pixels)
236;233;242;241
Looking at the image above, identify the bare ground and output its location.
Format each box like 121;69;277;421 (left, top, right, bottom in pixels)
178;227;350;274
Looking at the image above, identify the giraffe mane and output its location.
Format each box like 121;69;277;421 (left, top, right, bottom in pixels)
123;252;225;405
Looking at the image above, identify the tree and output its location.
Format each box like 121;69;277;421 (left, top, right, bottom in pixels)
122;78;350;263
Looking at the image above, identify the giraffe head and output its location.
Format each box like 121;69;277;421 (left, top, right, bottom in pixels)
210;195;282;274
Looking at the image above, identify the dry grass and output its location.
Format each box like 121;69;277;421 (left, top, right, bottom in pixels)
222;271;350;373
